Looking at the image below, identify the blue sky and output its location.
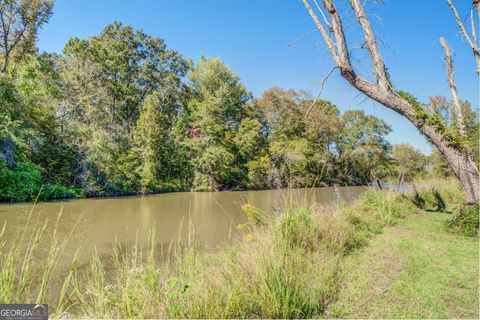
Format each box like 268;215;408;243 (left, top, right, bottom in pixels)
37;0;478;154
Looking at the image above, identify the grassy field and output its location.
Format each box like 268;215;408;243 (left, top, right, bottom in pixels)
0;180;478;318
328;212;479;318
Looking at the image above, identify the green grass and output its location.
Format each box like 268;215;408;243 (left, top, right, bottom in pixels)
328;212;479;319
0;181;478;318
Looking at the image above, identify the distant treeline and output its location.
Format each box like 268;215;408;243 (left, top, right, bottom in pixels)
1;20;477;201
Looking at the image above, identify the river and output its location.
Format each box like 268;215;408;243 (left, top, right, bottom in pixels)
0;186;368;270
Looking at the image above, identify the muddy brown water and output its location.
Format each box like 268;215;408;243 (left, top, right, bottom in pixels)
0;186;368;273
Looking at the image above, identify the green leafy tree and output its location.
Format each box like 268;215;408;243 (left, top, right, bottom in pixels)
0;0;54;74
427;150;452;178
392;144;427;188
256;88;341;187
59;22;189;194
338;110;392;185
126;93;188;193
429;96;479;165
13;53;78;186
185;57;251;191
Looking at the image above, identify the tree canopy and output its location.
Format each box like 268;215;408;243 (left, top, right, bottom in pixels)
1;3;468;201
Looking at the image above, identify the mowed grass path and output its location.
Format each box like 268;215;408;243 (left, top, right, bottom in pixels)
328;212;479;319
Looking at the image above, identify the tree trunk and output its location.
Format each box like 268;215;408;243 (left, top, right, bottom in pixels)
440;144;479;204
337;71;479;204
396;173;404;194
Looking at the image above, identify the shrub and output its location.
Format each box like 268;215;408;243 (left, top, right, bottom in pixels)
447;204;479;237
0;162;43;201
39;183;82;200
0;161;81;202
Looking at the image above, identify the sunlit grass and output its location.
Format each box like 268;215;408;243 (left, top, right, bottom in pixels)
328;212;479;318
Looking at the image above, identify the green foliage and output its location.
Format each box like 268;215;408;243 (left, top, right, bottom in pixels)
447;204;479;237
127;94;188;193
255;88;345;187
345;190;416;241
409;181;477;237
185;57;252;191
397;91;464;148
0;161;80;201
411;182;463;212
0;17;448;202
0;162;43;201
391;144;426;183
58;22;189;195
337;110;392;185
427;150;453;178
0;0;54;73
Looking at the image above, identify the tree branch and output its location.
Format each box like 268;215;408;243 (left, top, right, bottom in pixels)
473;0;480;19
471;9;477;49
305;66;337;117
312;0;331;28
301;0;339;64
440;37;466;137
349;0;390;91
321;0;353;71
0;10;9;73
446;0;480;73
302;0;412;116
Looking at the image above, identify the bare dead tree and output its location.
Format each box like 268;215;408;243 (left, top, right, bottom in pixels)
440;37;466;137
302;0;479;204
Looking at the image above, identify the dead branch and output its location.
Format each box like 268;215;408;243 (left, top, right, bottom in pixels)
301;0;339;64
305;66;338;117
474;0;480;16
440;37;466;136
302;0;410;117
471;9;477;48
349;0;390;90
312;0;331;28
446;0;480;73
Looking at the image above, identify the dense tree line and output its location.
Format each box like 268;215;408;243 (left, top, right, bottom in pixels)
0;1;477;201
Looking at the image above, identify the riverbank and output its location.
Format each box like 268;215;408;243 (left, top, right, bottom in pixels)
0;180;477;318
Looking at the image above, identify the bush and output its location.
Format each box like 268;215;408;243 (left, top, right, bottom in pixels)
39;183;82;200
410;182;478;237
0;161;81;202
447;204;479;237
344;190;416;243
0;162;43;201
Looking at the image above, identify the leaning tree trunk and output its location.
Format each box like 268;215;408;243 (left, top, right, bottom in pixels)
344;70;480;204
440;144;479;204
302;0;480;204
